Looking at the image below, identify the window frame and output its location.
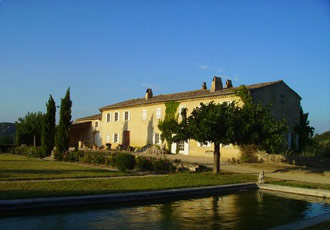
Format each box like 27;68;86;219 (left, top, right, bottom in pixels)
124;111;130;121
106;113;111;122
114;112;120;121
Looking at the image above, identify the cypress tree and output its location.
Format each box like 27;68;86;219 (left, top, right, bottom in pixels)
41;95;56;157
55;88;72;159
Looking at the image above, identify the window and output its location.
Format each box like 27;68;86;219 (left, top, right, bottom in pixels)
113;133;119;143
142;109;147;120
124;111;130;121
178;141;185;151
106;113;111;122
106;133;111;143
156;108;161;119
114;112;119;121
197;142;211;147
95;121;98;128
154;133;161;145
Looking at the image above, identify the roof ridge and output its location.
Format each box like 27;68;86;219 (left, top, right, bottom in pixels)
98;80;284;111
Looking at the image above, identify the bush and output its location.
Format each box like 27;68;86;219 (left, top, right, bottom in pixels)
11;146;45;158
239;145;259;163
115;153;135;171
136;156;154;171
153;158;175;173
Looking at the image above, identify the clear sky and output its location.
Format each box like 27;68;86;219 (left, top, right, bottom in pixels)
0;0;329;134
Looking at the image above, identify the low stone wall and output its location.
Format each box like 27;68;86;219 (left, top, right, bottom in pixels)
257;153;330;168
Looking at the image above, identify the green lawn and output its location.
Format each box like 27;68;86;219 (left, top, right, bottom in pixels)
0;172;256;199
0;154;129;180
267;180;330;190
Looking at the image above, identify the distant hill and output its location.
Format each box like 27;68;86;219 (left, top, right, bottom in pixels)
0;122;16;144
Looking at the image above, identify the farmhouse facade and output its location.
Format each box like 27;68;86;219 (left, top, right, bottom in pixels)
70;77;301;159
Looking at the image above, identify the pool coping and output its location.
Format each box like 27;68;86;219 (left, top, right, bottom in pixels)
0;182;257;212
258;184;330;199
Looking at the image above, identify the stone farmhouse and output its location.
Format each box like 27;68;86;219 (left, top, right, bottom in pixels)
69;77;301;159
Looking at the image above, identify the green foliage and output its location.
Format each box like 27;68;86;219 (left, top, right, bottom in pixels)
136;156;154;171
234;86;287;154
41;95;56;156
152;158;175;172
294;107;315;152
11;146;44;158
16;112;44;147
314;131;330;144
115;153;136;171
186;102;236;145
56;88;72;158
158;101;180;149
239;145;259;163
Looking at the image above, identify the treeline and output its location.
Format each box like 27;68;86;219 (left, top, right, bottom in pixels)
15;88;72;158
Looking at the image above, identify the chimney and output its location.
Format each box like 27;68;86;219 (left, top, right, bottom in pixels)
201;82;207;90
225;79;233;88
210;76;223;92
145;88;153;100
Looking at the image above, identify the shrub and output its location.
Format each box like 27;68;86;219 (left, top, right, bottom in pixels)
115;153;135;171
239;145;259;163
63;151;83;162
12;146;45;158
136;156;153;171
153;158;175;173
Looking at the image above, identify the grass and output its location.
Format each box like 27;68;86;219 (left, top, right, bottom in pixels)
0;172;256;199
267;179;330;190
0;153;129;180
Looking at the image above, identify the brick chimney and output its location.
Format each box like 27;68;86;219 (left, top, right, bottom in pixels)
225;79;233;88
145;88;153;100
201;82;207;90
210;76;223;92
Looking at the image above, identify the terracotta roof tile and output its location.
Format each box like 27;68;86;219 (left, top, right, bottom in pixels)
99;80;284;111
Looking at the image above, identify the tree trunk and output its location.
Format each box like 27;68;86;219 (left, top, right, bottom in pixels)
213;142;220;174
33;135;36;147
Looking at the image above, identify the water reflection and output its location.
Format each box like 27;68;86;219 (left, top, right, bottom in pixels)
0;190;329;230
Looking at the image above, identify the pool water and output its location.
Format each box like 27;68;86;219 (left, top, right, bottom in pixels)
0;190;329;230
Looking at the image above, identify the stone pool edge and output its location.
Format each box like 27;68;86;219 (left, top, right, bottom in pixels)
258;184;330;199
0;182;257;212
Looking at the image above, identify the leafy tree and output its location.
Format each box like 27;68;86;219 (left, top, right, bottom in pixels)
55;87;72;159
16;112;44;147
234;86;287;154
294;107;315;152
173;102;236;174
41;95;56;156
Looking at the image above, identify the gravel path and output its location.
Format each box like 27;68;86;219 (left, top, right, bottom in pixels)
161;154;330;185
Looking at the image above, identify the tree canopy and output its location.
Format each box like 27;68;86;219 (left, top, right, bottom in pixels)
55;87;72;159
158;85;288;174
41;95;56;156
294;107;315;152
16;112;44;147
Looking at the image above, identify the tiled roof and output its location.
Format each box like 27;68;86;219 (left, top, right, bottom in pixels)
99;80;284;111
75;113;102;122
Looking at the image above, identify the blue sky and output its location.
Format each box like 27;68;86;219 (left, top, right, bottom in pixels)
0;0;329;134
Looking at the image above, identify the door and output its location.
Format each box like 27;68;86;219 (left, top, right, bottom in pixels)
123;131;130;149
94;132;102;147
171;140;189;155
